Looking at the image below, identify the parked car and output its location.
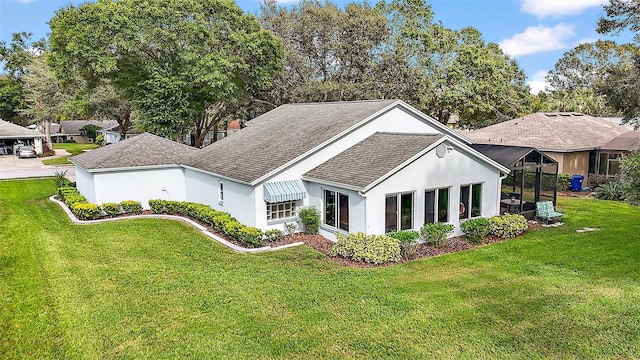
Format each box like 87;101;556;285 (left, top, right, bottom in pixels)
16;146;37;158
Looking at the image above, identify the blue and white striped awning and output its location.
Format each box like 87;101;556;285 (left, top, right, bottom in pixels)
263;180;306;203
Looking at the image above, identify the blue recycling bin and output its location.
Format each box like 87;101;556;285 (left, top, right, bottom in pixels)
570;174;585;192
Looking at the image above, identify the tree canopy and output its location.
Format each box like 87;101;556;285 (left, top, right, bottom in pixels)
49;0;284;146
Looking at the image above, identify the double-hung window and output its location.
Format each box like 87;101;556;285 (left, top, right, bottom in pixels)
425;187;450;224
324;189;349;231
385;192;413;233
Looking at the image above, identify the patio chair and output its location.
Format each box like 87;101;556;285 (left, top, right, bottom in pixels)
536;201;564;224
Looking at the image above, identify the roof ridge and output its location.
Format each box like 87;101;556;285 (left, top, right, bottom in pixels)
281;99;398;106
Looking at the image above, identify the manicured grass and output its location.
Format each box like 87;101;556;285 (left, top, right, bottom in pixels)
2;179;639;358
42;143;98;165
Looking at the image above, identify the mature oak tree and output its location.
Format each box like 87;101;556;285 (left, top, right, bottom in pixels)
49;0;284;147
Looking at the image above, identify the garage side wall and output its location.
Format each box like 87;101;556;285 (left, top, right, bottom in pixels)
75;166;96;203
92;167;186;208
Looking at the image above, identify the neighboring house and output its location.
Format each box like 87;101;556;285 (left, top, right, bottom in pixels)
464;112;632;182
597;131;640;177
0;119;45;155
98;124;141;144
59;120;118;143
72;100;510;239
227;119;242;135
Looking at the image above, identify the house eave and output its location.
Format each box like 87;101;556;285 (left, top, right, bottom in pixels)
540;147;598;153
181;165;253;185
79;163;182;173
300;176;364;193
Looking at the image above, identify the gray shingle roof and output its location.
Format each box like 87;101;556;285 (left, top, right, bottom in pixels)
185;100;399;183
60;120;118;135
464;113;632;151
600;131;640;152
303;132;444;189
71;132;198;170
0;119;45;139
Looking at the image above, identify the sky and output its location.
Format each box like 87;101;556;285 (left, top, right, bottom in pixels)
0;0;634;94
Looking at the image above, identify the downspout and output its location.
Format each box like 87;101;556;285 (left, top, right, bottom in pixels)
498;172;508;214
358;190;367;234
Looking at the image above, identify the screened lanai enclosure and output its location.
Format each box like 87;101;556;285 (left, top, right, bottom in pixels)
471;144;559;218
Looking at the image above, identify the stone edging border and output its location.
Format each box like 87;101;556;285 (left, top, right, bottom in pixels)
49;195;304;254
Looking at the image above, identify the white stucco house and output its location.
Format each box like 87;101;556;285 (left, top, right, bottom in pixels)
71;100;510;239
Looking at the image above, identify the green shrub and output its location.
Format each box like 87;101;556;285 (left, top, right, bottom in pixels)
148;199;167;214
595;181;625;201
420;223;454;247
264;229;284;242
620;150;640;206
388;230;420;258
298;206;320;234
489;213;527;238
58;186;77;199
53;170;69;188
101;202;121;218
119;200;142;215
460;217;490;244
71;202;101;220
329;232;401;264
212;213;234;231
223;221;244;239
164;201;185;214
557;173;572;191
237;227;264;248
64;194;87;207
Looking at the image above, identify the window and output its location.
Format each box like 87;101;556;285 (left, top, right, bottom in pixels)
385;192;414;232
425;188;450;224
324;190;349;231
460;184;482;219
219;181;224;202
267;200;298;221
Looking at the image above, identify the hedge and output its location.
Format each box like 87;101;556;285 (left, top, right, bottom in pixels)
330;232;401;264
488;213;527;238
71;202;101;220
119;200;142;215
101;202;121;218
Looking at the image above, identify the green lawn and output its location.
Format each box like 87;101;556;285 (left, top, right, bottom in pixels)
1;179;639;359
42;143;98;165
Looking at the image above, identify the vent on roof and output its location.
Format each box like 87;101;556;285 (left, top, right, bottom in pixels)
560;113;572;116
544;113;558;117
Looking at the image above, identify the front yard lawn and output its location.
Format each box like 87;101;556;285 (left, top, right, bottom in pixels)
42;143;98;165
1;179;639;358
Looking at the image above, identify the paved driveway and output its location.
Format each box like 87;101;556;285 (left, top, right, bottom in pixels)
0;150;76;181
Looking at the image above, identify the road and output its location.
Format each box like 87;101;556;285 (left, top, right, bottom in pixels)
0;150;76;181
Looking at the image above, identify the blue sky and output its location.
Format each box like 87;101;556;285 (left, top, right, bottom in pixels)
0;0;633;93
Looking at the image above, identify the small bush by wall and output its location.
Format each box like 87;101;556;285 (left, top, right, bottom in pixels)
64;193;87;207
71;202;101;220
419;223;454;247
237;227;264;248
298;206;320;234
101;202;121;218
460;218;490;244
119;200;142;215
387;230;420;258
264;229;284;242
489;213;527;238
148;199;166;214
329;232;401;264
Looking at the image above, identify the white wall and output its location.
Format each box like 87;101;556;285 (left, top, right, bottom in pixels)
267;107;446;183
364;140;502;236
75;166;96;203
305;182;366;241
184;168;257;227
91;167;186;208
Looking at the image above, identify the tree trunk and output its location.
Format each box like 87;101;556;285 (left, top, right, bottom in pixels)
41;120;52;151
117;109;131;138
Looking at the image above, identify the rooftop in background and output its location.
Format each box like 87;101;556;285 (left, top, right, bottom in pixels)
0;119;45;139
60;120;119;135
470;144;557;168
71;132;198;170
304;132;444;190
464;112;632;152
600;131;640;153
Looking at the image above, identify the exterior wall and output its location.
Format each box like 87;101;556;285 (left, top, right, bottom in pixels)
91;167;186;208
34;138;43;154
104;132;121;144
267;107;447;183
184;168;257;227
75;166;96;203
303;182;365;241
364;140;502;237
546;151;590;177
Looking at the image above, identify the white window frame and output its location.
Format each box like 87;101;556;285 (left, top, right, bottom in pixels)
385;192;414;233
266;200;299;221
218;181;224;203
425;187;450;224
323;189;349;231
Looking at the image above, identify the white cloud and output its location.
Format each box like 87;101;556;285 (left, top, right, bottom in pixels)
527;70;551;94
573;37;599;47
18;0;37;3
499;23;576;58
521;0;608;18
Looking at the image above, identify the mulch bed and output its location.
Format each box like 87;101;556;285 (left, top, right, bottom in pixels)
58;196;537;267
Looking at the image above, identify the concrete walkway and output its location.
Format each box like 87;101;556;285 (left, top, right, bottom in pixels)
0;149;75;181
